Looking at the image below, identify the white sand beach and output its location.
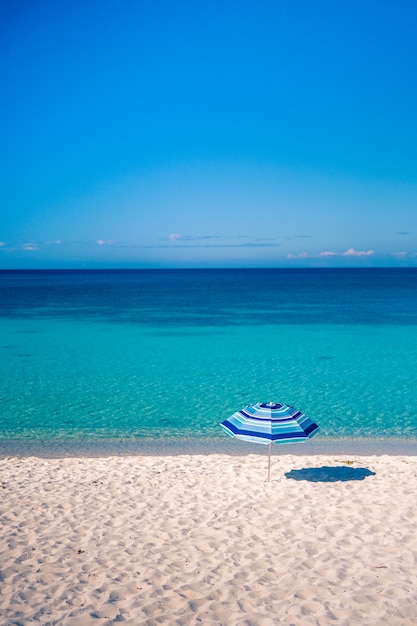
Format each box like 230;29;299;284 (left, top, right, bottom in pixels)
1;453;417;625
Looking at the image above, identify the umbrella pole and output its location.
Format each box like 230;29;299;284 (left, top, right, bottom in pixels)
267;442;272;482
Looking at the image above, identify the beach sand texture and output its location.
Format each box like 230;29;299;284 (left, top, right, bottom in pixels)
1;453;417;625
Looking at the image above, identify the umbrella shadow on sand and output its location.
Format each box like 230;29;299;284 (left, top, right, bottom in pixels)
284;466;376;482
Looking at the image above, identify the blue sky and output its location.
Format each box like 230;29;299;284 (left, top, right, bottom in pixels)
1;0;416;268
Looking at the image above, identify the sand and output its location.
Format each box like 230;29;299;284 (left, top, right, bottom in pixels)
1;453;417;625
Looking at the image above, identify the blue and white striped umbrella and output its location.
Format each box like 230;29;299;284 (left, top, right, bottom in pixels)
221;402;320;481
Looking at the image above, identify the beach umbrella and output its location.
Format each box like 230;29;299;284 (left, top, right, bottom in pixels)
220;402;320;481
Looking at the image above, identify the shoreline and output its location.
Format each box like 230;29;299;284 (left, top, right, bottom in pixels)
1;435;417;458
1;452;417;624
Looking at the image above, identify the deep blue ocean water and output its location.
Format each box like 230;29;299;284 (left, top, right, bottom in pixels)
1;268;417;455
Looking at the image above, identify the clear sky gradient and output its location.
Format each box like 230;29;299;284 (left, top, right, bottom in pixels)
1;0;416;268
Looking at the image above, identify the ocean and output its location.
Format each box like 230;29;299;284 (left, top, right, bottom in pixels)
1;268;417;456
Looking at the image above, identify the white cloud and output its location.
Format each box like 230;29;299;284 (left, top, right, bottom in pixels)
288;248;375;259
96;239;115;246
342;248;374;257
168;233;183;241
22;242;38;251
287;252;309;259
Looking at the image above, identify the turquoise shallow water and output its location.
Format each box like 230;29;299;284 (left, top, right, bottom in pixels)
1;269;417;455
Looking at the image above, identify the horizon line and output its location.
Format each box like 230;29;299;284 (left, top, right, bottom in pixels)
1;266;417;272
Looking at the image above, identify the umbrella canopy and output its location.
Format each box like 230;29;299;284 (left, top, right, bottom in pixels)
220;402;320;481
